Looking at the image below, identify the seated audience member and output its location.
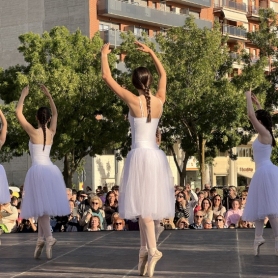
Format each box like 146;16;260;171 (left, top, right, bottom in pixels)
184;183;198;225
240;190;248;211
189;211;204;229
17;218;37;233
111;185;120;201
65;200;80;232
228;223;236;229
238;217;255;229
87;216;101;231
209;187;217;199
215;215;226;229
126;218;139;231
11;196;18;208
225;199;242;228
200;198;213;221
77;192;91;218
222;186;239;210
113;218;126;231
203;218;213;230
107;212;119;230
163;218;175;230
176;217;189;230
212;194;226;223
174;191;190;224
79;196;106;230
194;191;205;214
103;191;118;226
0;202;18;233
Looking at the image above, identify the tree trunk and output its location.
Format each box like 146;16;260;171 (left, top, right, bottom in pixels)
63;154;73;188
180;152;190;187
198;137;207;189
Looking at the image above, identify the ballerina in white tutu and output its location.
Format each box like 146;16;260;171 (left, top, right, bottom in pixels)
101;42;174;277
0;109;9;205
242;91;278;256
16;85;70;259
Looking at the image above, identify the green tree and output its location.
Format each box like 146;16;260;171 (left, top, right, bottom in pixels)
0;27;129;187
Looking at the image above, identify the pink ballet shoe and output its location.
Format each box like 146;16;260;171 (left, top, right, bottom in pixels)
138;250;148;276
34;239;45;259
147;250;162;277
254;238;265;256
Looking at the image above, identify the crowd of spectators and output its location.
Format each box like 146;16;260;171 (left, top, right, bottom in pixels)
0;182;267;234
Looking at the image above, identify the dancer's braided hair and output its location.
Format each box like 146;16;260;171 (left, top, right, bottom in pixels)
36;107;51;151
132;67;153;123
255;109;276;147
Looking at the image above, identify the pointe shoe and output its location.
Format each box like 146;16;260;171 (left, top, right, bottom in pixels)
155;226;164;242
34;239;45;259
138;250;148;276
45;237;57;259
254;238;265;256
147;250;162;277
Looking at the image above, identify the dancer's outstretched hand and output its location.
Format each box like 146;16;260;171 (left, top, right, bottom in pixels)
40;84;51;98
135;41;152;53
21;85;29;97
251;93;260;106
101;43;111;55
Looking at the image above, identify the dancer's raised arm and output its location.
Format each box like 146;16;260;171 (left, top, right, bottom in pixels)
0;110;7;147
135;41;167;103
16;86;37;137
101;43;137;105
40;85;57;135
245;91;271;141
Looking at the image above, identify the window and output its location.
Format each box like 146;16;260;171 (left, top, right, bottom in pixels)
134;27;149;36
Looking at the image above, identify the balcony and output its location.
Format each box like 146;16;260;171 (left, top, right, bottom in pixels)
99;29;157;48
247;5;260;20
214;0;247;12
223;24;247;39
98;0;212;29
168;0;211;8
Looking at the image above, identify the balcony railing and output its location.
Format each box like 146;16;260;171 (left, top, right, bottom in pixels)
98;0;212;29
223;24;247;38
247;5;260;17
214;0;247;12
180;0;211;8
99;29;159;50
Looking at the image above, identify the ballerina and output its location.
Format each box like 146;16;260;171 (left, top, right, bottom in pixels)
0;109;9;206
16;85;70;259
242;91;278;256
101;41;174;277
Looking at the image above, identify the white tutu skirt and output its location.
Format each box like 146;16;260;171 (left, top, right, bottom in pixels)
0;165;10;204
243;162;278;221
20;164;70;219
119;148;175;220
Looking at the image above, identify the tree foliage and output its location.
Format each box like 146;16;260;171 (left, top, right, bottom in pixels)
0;27;129;186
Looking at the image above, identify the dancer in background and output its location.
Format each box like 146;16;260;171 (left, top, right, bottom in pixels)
101;42;174;277
16;85;70;259
0;109;9;206
243;91;278;256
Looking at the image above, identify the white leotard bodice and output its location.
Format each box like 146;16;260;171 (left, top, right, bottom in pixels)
29;141;53;166
253;138;272;169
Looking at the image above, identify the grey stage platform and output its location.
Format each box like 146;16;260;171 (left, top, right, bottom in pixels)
1;229;278;278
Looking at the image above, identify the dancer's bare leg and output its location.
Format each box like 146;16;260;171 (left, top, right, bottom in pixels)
139;217;162;277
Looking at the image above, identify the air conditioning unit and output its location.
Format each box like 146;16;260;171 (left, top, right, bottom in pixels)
172;7;180;14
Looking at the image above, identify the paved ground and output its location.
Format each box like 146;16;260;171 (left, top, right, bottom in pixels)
1;229;278;278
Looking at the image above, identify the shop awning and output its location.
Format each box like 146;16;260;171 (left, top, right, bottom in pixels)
223;10;248;23
238;171;254;179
